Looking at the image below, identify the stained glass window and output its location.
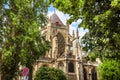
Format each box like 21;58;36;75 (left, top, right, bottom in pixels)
57;33;65;57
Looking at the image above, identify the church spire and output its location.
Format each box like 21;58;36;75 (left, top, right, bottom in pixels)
72;30;75;38
76;28;79;38
47;17;51;27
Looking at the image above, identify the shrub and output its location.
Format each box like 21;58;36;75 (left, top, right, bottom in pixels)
98;60;120;80
34;67;67;80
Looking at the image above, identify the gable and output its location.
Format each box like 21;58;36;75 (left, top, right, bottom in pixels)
50;13;64;26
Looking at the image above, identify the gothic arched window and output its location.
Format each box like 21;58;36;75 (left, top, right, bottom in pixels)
91;67;97;80
68;62;74;73
57;33;65;57
83;67;87;80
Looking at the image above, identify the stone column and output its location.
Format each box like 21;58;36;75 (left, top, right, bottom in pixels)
52;36;58;59
78;61;84;80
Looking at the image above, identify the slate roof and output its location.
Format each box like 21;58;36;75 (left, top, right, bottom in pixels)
50;13;64;26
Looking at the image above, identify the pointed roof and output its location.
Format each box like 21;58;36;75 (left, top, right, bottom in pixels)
50;13;64;26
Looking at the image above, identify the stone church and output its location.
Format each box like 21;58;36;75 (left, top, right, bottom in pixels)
34;13;99;80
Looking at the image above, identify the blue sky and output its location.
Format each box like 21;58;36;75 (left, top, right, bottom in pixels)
4;4;88;38
48;5;88;38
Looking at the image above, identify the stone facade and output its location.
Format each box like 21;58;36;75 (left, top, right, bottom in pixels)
34;13;99;80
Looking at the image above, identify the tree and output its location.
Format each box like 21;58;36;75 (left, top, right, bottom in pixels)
51;2;120;79
0;0;50;80
34;67;67;80
98;60;120;80
51;0;120;61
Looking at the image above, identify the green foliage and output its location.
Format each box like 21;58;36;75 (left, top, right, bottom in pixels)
98;60;120;80
0;0;50;79
51;0;83;23
85;52;97;61
52;0;120;61
34;67;67;80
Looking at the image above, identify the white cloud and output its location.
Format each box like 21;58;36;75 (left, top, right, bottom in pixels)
71;19;82;26
48;9;88;38
69;26;88;39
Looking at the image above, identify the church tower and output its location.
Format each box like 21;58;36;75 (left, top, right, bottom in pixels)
34;12;98;80
34;12;80;80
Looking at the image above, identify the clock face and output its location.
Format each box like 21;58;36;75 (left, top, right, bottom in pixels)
57;33;65;57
